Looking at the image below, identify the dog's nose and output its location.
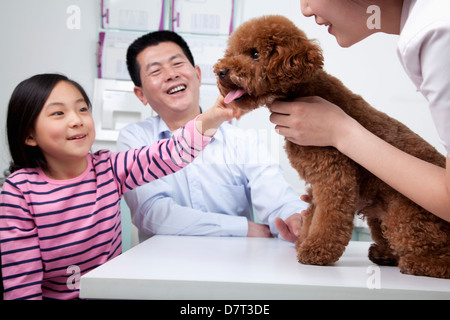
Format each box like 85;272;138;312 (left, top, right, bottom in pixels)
218;68;229;81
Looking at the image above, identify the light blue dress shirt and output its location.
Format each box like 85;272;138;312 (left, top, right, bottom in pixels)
117;115;307;241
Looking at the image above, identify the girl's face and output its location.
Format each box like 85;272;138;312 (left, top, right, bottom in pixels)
301;0;374;47
26;81;95;176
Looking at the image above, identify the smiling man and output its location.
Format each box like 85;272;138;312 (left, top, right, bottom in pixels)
117;30;307;242
132;41;201;131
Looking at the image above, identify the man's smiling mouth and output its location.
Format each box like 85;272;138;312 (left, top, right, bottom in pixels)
168;85;186;95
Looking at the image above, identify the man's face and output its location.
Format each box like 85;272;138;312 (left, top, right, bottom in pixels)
134;42;202;119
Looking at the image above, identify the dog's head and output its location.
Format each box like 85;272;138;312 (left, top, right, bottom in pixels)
214;15;323;110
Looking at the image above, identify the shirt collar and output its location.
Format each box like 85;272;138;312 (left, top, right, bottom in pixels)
156;116;172;140
400;0;415;33
155;109;219;142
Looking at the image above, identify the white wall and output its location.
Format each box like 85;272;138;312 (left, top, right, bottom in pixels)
0;0;99;175
0;0;443;194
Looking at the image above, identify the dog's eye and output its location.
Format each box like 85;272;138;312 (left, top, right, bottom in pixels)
251;49;259;61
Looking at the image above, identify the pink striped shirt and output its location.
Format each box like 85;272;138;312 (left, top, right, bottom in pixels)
0;118;211;300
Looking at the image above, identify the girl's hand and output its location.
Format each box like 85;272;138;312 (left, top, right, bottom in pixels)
209;94;246;122
196;95;245;136
269;96;354;148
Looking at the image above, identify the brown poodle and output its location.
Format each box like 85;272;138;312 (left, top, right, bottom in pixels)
214;15;450;278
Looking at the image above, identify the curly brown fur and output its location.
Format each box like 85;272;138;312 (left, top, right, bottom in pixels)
214;15;450;278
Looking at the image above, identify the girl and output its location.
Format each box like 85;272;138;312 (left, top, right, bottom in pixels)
272;0;450;239
0;73;238;300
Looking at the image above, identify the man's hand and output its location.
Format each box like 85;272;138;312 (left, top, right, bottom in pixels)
247;221;272;238
275;213;304;243
275;193;310;242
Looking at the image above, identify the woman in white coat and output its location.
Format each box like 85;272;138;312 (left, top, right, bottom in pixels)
273;0;450;240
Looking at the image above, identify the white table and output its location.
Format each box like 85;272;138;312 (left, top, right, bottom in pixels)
80;235;450;300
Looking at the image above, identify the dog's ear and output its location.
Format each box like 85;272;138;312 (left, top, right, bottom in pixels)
266;35;323;85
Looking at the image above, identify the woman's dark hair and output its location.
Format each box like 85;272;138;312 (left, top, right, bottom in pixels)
126;30;196;87
6;73;91;173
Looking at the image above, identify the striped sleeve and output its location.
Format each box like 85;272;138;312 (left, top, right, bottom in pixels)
0;179;43;300
111;115;213;194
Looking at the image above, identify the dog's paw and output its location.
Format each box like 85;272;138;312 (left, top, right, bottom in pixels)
296;238;345;265
368;243;398;266
398;255;450;279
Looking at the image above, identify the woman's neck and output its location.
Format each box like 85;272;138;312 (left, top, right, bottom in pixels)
377;0;404;35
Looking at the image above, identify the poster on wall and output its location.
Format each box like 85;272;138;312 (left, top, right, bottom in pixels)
101;0;165;31
184;35;228;84
97;32;142;80
172;0;235;35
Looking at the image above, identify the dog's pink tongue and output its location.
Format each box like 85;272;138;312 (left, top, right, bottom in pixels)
224;89;246;104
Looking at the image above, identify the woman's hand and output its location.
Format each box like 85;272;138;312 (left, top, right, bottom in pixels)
269;96;354;148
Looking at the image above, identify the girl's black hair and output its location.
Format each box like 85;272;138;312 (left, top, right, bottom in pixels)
126;30;196;87
6;73;91;173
